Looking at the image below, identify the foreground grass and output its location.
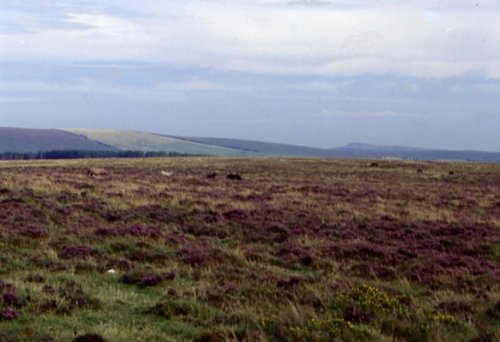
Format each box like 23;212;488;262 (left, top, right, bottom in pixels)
0;157;499;341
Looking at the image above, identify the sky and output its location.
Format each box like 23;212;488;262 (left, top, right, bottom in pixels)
1;0;499;151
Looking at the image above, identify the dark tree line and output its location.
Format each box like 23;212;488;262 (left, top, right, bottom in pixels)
0;150;201;160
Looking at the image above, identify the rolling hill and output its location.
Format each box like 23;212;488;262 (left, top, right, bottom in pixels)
64;129;247;156
174;136;330;157
180;136;500;162
326;143;500;162
0;127;114;153
0;127;499;162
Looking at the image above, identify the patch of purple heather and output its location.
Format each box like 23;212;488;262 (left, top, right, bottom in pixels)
94;227;117;236
277;276;302;289
165;232;188;246
140;274;162;287
18;225;48;238
163;271;176;281
58;246;94;260
0;308;18;321
291;226;307;236
2;292;19;306
265;223;290;243
120;224;161;238
275;241;314;266
176;246;209;266
223;208;249;222
206;282;239;303
176;242;224;267
95;224;161;238
127;250;167;263
200;210;221;223
333;241;391;261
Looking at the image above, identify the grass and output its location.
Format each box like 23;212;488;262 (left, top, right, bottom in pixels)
64;129;245;156
0;157;499;341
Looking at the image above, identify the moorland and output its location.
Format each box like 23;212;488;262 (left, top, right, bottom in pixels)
2;127;500;162
0;157;498;341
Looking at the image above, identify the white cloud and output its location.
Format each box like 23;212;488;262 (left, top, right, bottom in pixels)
287;81;339;92
0;96;37;104
449;82;500;94
319;110;405;118
1;1;500;78
156;80;232;93
0;78;244;101
0;80;64;92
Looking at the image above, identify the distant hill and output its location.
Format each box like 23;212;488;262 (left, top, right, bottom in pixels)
338;142;426;152
181;136;500;162
0;127;114;153
326;143;500;162
65;129;246;156
177;136;330;156
0;127;499;162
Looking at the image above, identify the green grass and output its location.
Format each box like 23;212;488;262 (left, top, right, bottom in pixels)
64;129;247;156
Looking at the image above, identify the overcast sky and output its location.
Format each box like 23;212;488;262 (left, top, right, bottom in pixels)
1;0;499;150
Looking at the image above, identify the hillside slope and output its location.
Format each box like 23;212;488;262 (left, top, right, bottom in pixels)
0;127;114;153
177;136;331;157
178;136;500;162
65;129;247;156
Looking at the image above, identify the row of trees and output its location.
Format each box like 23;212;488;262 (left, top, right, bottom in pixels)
0;150;201;160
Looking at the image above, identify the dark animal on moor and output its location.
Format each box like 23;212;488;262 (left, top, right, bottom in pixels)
226;173;243;181
207;172;217;179
417;168;424;174
369;162;379;168
87;168;108;177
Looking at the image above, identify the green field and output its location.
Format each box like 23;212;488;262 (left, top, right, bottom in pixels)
0;158;498;341
65;129;248;156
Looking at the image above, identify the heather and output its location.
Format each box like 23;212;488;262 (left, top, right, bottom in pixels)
0;157;498;341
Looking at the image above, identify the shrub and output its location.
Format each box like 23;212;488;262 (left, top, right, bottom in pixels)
0;308;18;321
120;270;173;287
58;246;95;260
176;243;225;267
73;333;107;342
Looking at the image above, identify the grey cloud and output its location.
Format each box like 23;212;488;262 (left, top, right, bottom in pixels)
2;1;500;79
287;0;331;6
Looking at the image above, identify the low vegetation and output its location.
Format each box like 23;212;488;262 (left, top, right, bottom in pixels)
0;150;199;160
0;158;498;341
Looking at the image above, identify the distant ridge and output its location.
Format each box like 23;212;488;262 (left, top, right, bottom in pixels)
340;142;426;152
0;127;114;153
327;144;500;162
175;136;330;156
180;136;500;162
0;127;499;162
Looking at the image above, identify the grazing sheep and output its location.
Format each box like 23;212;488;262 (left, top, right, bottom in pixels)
226;173;243;181
161;171;174;177
87;168;108;177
